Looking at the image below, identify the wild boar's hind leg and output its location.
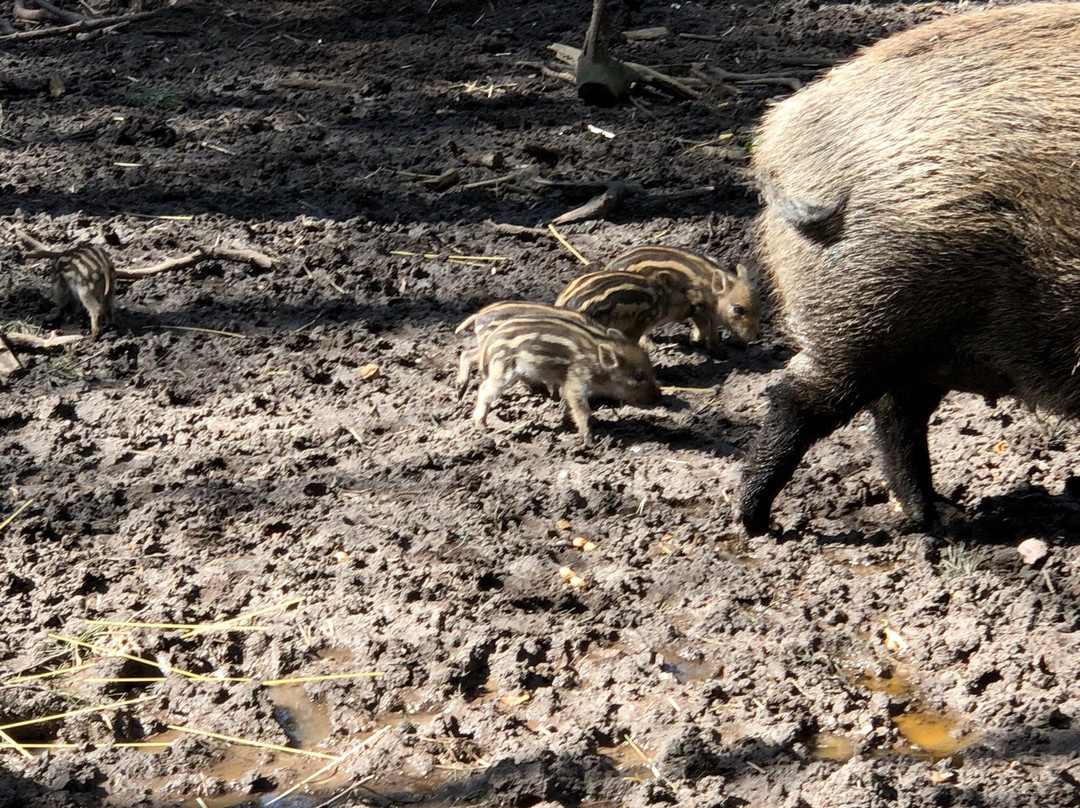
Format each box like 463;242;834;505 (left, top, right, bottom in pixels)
869;385;947;528
738;365;875;535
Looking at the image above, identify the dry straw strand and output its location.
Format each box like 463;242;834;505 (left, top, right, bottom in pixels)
0;729;31;759
0;694;159;732
267;726;390;805
0;498;33;534
547;224;590;265
180;596;305;638
167;724;337;760
4;661;95;685
261;673;384;686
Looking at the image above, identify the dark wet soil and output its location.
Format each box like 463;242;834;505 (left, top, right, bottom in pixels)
1;1;1078;806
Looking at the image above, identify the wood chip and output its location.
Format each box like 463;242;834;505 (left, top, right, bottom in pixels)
623;27;668;41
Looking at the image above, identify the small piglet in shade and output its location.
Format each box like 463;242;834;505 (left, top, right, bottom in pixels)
44;243;115;339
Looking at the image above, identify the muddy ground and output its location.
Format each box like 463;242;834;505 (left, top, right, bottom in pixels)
0;0;1078;806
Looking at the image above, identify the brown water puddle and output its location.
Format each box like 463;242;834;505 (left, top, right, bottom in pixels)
894;711;973;761
813;663;975;763
268;684;332;749
810;732;855;762
598;739;659;782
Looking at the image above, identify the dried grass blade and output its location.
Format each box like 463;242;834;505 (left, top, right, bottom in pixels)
267;726;390;805
0;499;33;534
547;224;590;265
0;694;159;731
166;724;337;760
261;672;384;686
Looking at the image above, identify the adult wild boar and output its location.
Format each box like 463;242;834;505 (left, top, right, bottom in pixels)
739;3;1080;534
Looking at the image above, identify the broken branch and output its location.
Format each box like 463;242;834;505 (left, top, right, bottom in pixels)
552;180;638;225
117;246;275;279
0;8;163;42
3;331;83;352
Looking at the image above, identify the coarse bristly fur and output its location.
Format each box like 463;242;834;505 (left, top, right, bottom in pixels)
471;310;662;445
740;2;1080;534
51;243;115;339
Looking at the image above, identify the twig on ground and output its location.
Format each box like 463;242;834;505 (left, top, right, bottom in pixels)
458;166;538;191
117;246;275;279
486;220;548;239
552;180;638;225
0;8;163;41
3;331;83;352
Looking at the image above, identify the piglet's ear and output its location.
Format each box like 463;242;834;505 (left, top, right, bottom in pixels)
713;270;733;296
736;263;750;282
597;343;619;370
655;269;677;292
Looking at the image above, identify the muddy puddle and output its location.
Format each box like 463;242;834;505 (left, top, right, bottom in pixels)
813;664;976;763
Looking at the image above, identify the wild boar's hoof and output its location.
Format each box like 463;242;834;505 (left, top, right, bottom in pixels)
736;495;773;536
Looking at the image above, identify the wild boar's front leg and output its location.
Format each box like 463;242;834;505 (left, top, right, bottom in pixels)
738;358;875;534
869;385;947;528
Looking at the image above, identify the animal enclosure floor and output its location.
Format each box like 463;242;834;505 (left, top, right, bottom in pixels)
0;1;1077;806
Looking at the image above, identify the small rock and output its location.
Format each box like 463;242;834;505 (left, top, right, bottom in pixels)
1017;537;1049;566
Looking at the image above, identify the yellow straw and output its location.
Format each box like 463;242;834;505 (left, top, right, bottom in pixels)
0;695;159;731
161;325;246;339
0;729;31;759
261;673;384;686
4;662;95;685
181;596;305;638
267;727;390;805
547;224;590;265
166;725;337;760
84;619;267;631
47;634;247;682
0;499;33;533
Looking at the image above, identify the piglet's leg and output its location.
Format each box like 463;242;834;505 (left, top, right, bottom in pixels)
689;307;725;357
75;288;107;339
473;360;511;428
561;374;593;445
456;347;477;399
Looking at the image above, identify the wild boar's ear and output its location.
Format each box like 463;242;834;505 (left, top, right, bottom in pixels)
597;343;619;370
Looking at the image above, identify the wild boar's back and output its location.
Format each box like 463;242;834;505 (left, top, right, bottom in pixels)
752;2;1080;412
